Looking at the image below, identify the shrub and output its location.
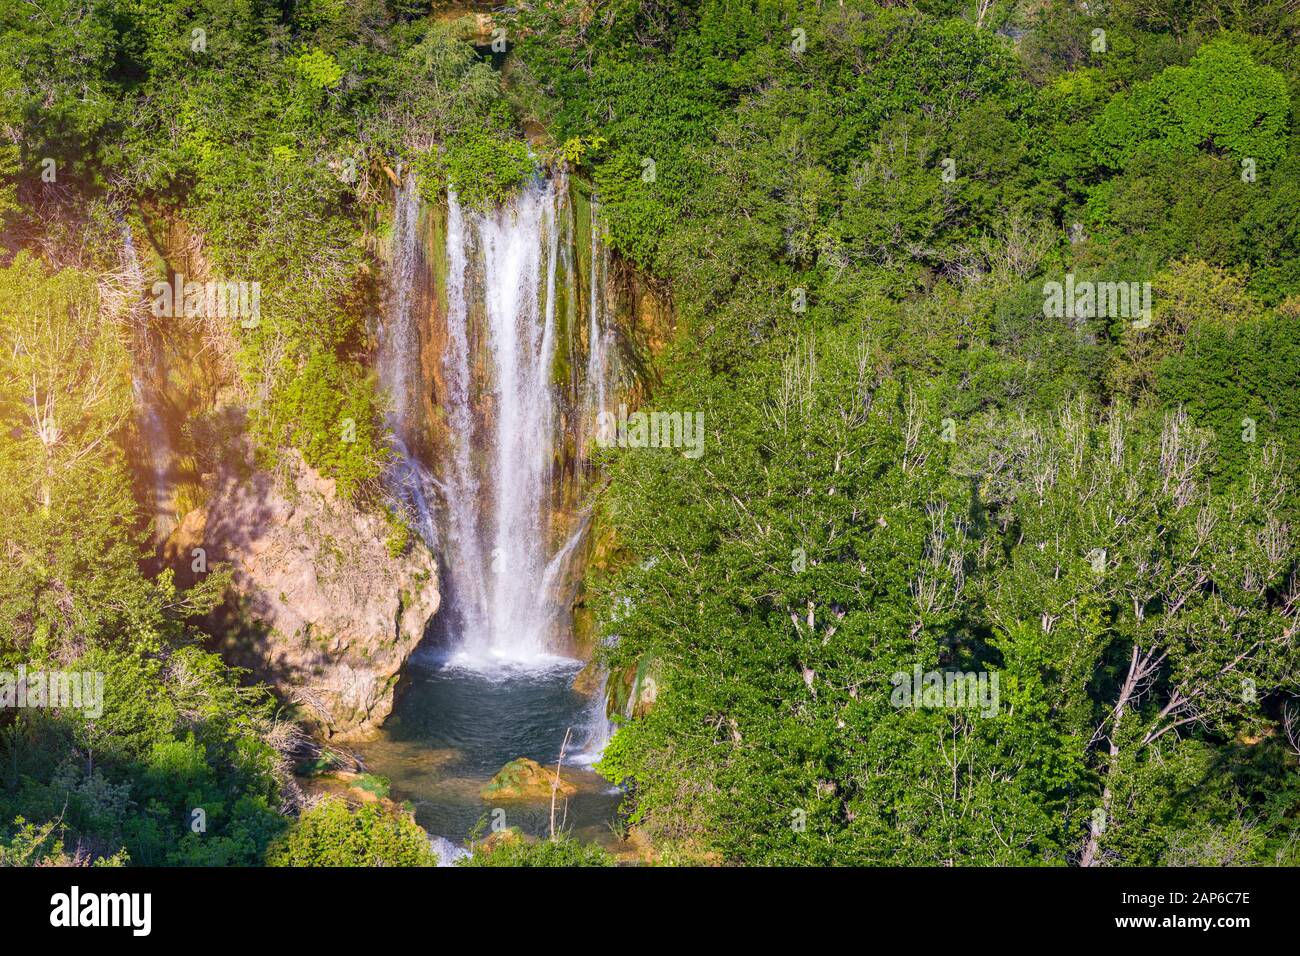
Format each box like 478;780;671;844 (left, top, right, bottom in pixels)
267;798;438;867
292;48;344;90
1091;39;1290;170
414;130;535;209
459;834;615;867
260;350;388;500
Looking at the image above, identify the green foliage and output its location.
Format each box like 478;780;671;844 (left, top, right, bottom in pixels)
513;0;1300;867
590;325;1072;864
1158;303;1300;488
384;507;412;558
1108;259;1262;401
513;1;1028;276
0;253;285;866
0;255;141;657
415;129;536;209
459;834;615;867
557;134;608;168
0;645;287;866
981;401;1298;865
260;350;387;500
0;254;230;658
0;816;128;867
267;797;437;867
1091;38;1290;170
0;0;121;189
292;48;345;90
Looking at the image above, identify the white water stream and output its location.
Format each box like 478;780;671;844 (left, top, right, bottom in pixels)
382;176;614;703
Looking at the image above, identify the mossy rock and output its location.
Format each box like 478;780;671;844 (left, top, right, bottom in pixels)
571;605;597;661
481;757;576;801
572;657;603;696
353;773;391;799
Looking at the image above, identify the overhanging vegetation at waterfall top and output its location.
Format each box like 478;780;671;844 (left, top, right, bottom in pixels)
1;0;1300;878
413;126;538;209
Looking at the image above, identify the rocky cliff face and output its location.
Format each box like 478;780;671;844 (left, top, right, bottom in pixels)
166;448;440;741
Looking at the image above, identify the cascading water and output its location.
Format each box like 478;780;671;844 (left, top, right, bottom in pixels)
585;199;609;428
370;174;622;836
423;178;616;671
381;174;618;668
379;175;440;547
455;181;560;663
118;220;175;542
436;189;491;647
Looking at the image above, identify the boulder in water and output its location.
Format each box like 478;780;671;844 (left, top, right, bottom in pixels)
571;658;604;696
481;758;576;801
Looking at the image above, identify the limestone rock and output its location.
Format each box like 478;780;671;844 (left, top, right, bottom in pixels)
481;758;576;801
167;450;439;741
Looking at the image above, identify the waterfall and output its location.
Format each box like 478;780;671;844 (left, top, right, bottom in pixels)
380;174;618;679
380;176;439;547
382;175;420;433
438;189;491;645
372;171;631;788
573;665;614;766
119;220;174;542
442;180;563;664
430;835;470;866
585;198;609;426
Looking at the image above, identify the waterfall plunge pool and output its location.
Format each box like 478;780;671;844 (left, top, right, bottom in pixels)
352;650;623;860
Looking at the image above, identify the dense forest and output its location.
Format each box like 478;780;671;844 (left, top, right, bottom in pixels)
1;0;1299;870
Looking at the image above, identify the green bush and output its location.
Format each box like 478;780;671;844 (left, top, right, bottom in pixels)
459;834;615;867
1158;307;1300;488
259;350;388;500
0;817;127;867
267;798;437;867
292;48;344;90
384;507;412;558
1091;38;1290;170
0;645;287;867
414;130;536;209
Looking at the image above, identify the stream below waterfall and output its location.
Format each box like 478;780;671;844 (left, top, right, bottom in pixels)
354;653;622;859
